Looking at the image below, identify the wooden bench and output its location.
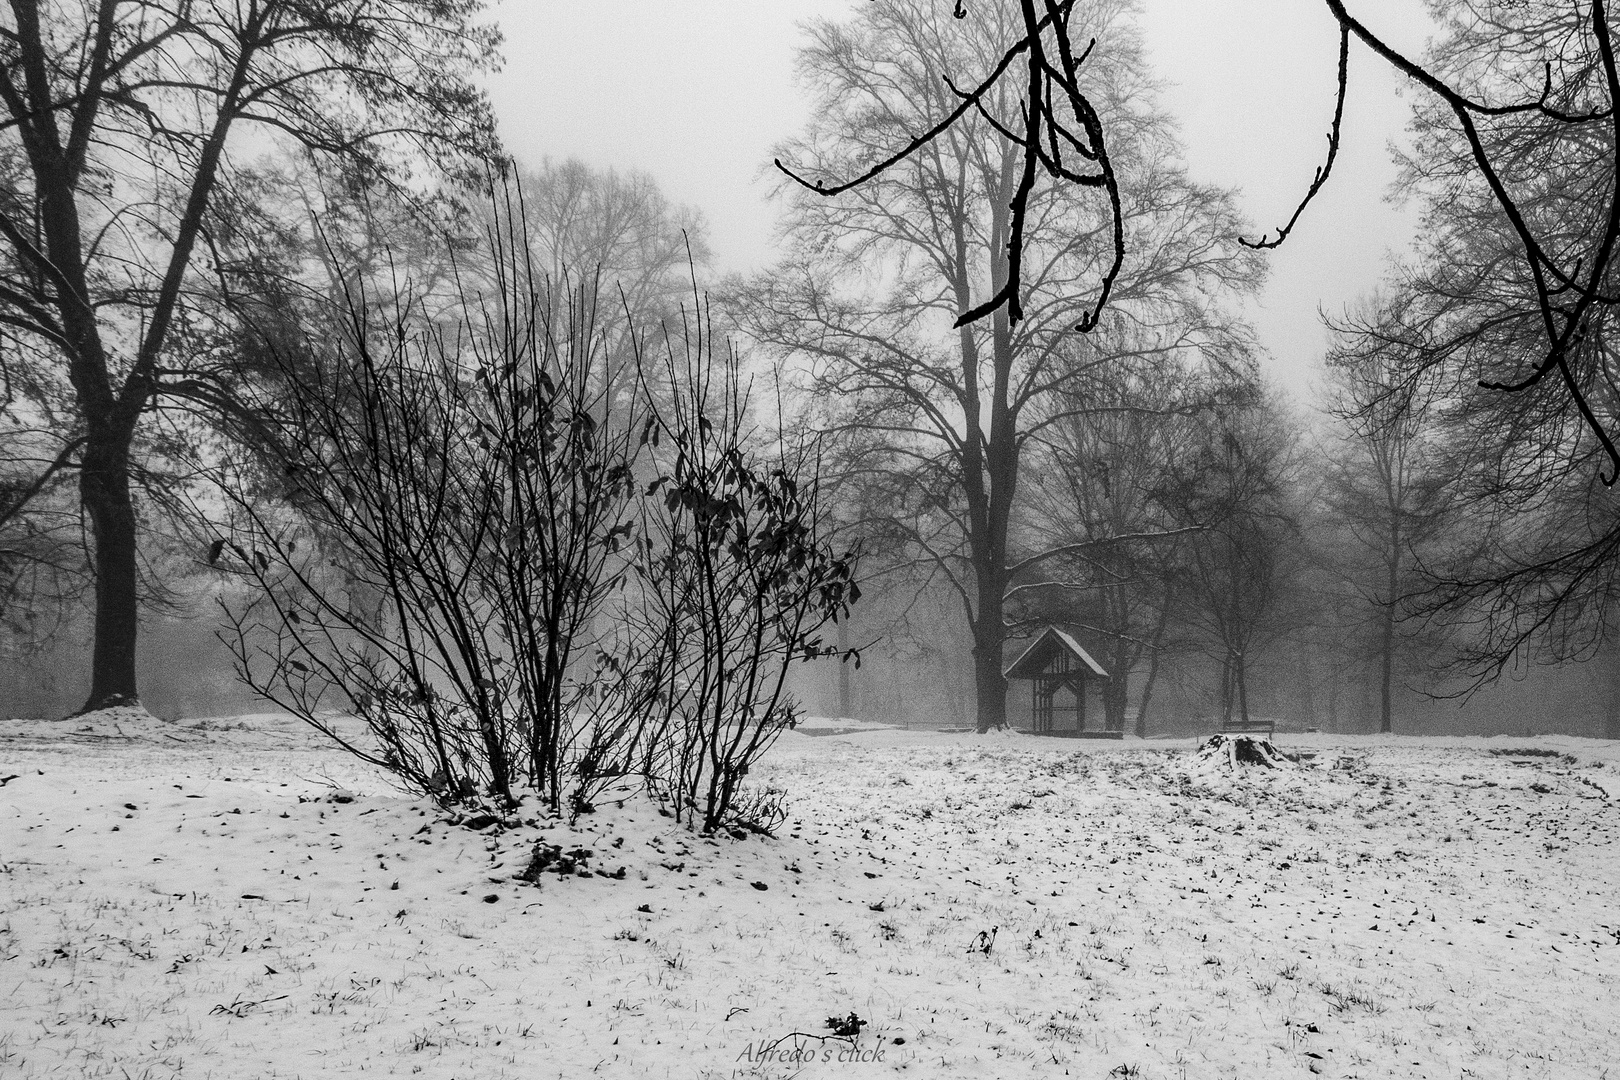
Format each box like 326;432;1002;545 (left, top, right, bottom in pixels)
1218;718;1276;738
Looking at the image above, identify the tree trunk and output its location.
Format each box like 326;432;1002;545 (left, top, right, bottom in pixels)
1326;656;1341;733
1102;671;1128;732
1135;648;1160;738
1102;625;1130;732
1360;660;1375;730
838;619;853;720
971;646;1007;731
970;556;1010;731
1604;648;1620;740
1378;617;1395;734
1379;518;1400;734
1298;644;1317;729
1134;589;1172;737
948;650;967;727
1235;652;1250;724
79;426;141;710
1218;654;1234;724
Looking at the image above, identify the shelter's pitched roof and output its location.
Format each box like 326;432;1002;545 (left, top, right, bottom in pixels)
1004;627;1109;680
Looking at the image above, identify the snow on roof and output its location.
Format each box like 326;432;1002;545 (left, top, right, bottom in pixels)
1003;626;1109;679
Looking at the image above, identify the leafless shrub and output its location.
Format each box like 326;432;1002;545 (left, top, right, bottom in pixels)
623;304;859;833
215;216;641;810
214;228;857;830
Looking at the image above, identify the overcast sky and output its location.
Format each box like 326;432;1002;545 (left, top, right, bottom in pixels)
486;0;1435;402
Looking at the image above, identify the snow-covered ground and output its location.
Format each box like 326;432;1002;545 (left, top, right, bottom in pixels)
3;714;1618;1078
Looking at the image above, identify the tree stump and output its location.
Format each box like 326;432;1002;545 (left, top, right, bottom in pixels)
1198;733;1289;769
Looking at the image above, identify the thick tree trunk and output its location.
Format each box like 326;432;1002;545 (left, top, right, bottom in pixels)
969;551;1010;732
1135;649;1160;737
968;517;1011;732
80;428;141;709
954;163;1019;737
1102;673;1128;732
1100;637;1128;733
971;636;1007;732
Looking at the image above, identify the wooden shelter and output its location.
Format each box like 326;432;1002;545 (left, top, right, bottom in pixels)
1003;627;1116;738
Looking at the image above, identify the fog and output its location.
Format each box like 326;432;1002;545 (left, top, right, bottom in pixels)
4;0;1617;744
9;596;1615;739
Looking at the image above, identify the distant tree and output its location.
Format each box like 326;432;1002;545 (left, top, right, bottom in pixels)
488;159;713;415
1319;297;1453;733
508;159;710;317
1016;359;1249;734
1158;395;1305;726
742;0;1263;731
1289;1;1620;694
0;0;501;711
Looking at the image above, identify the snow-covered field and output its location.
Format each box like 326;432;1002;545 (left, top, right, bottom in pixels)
3;713;1618;1079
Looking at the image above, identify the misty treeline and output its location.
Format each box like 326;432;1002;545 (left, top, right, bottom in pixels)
5;0;1620;797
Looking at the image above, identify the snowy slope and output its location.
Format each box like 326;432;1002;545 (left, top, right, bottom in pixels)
3;715;1617;1078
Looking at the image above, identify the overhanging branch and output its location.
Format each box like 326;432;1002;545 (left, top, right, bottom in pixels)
1005;524;1204;578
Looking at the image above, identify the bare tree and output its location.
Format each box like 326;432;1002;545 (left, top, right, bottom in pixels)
1158;395;1305;726
1016;358;1248;734
509;159;711;319
0;0;501;711
741;0;1262;730
774;0;1126;331
474;158;713;408
1276;0;1620;474
1319;297;1453;733
1292;1;1620;696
